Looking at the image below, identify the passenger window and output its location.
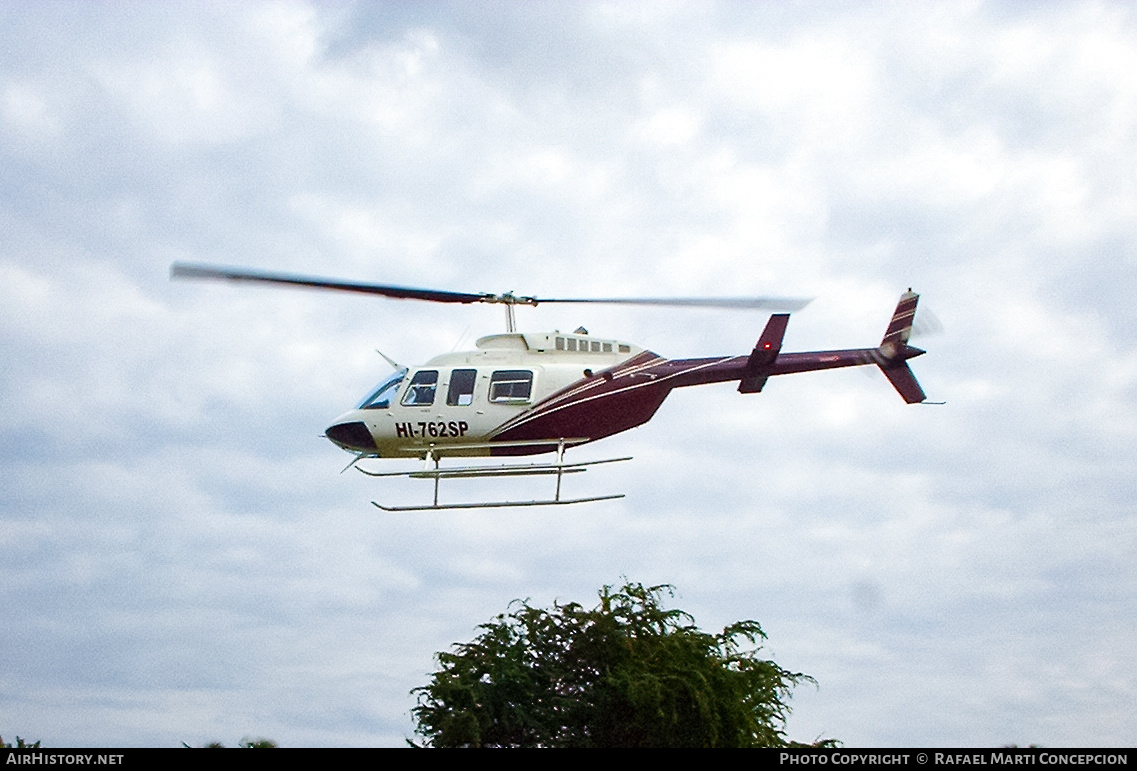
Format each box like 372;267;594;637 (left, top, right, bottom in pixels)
489;370;533;402
401;370;439;406
446;369;477;406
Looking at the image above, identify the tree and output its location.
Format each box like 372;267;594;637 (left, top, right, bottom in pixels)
182;737;277;748
1;737;42;748
412;582;822;747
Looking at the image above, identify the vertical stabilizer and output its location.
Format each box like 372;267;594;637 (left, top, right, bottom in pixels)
879;289;919;358
881;363;926;403
878;290;927;404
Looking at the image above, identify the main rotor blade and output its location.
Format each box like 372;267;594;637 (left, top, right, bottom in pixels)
532;296;812;311
170;263;489;304
171;263;810;311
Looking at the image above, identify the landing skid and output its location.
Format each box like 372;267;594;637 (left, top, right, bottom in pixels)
358;439;630;511
372;494;624;512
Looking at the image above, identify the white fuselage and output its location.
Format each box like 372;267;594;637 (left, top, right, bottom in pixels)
326;331;643;458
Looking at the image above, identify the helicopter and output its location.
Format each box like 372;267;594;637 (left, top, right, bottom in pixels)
171;263;929;511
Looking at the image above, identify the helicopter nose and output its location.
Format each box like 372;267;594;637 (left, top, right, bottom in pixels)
325;421;377;452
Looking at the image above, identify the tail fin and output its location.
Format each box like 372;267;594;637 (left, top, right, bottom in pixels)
880;289;919;357
878;290;927;404
880;362;926;404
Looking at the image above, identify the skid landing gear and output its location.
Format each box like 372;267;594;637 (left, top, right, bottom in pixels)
358;439;629;512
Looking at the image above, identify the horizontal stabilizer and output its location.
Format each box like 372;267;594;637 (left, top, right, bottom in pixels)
739;313;790;393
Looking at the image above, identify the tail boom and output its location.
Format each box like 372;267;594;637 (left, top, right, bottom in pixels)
543;290;930;431
733;289;929;403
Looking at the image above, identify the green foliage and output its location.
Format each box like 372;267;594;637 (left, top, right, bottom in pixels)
412;582;819;748
183;737;276;748
238;737;277;748
1;737;42;748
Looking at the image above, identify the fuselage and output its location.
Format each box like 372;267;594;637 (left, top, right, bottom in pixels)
325;331;657;458
325;297;928;460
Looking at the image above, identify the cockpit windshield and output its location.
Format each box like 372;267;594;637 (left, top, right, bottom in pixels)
356;367;408;409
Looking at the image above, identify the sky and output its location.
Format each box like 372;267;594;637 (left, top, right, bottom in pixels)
2;0;1135;748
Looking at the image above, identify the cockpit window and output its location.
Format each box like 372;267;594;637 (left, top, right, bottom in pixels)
401;369;439;406
357;368;408;409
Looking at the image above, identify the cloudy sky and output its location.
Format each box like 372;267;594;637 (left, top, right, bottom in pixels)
3;0;1135;748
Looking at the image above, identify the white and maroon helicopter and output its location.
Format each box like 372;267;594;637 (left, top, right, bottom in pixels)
172;263;929;511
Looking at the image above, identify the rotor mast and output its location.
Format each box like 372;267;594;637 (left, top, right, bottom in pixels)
483;292;538;333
